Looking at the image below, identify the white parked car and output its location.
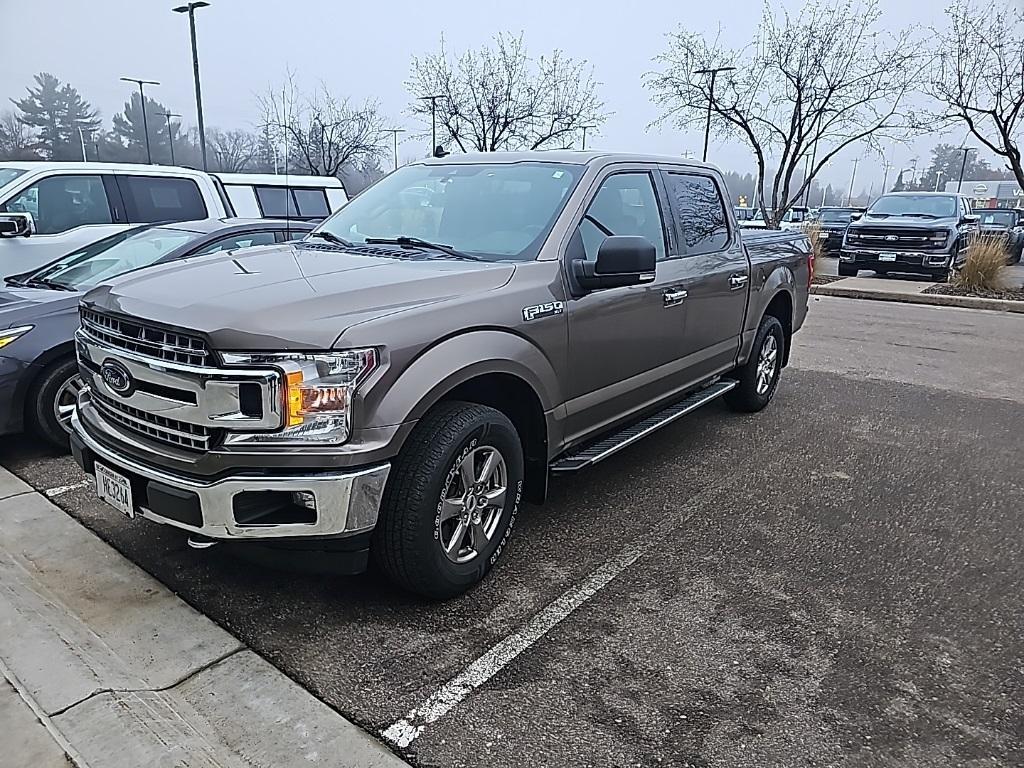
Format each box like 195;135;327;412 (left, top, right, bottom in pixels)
778;206;810;231
0;163;347;273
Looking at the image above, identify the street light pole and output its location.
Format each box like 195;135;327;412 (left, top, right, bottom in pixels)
161;112;181;165
956;147;975;193
846;158;860;206
173;2;210;171
580;124;595;150
694;66;735;163
934;170;945;192
385;128;406;170
78;127;89;162
120;77;160;164
419;95;443;157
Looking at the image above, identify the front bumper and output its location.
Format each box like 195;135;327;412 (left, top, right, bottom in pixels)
840;248;952;274
70;407;391;542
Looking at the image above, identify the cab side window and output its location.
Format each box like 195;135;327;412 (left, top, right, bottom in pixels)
665;173;729;256
576;172;666;261
0;175;112;235
119;176;207;224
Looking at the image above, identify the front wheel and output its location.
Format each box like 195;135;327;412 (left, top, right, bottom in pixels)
27;358;82;450
726;314;785;413
372;401;524;599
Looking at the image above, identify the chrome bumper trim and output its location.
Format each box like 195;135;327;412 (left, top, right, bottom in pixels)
71;409;390;540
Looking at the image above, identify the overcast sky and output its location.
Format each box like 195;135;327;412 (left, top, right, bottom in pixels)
0;0;997;193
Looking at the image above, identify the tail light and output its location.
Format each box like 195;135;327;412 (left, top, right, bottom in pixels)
807;244;815;289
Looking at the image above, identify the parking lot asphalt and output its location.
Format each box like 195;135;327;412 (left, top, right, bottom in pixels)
2;297;1022;768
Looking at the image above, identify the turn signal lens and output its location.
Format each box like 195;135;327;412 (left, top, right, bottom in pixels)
286;370;304;427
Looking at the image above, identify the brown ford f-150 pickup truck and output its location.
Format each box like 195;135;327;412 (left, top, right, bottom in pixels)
70;152;811;598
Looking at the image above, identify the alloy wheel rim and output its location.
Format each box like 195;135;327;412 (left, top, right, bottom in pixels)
438;446;508;564
54;375;84;433
755;335;778;396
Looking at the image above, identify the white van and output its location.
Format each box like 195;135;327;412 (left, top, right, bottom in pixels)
0;163;346;273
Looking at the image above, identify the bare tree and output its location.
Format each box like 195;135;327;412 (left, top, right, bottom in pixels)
929;0;1024;191
259;72;388;176
0;110;38;160
407;33;608;153
646;0;925;226
208;128;258;173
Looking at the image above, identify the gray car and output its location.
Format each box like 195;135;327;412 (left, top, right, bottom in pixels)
0;218;312;447
70;152;811;598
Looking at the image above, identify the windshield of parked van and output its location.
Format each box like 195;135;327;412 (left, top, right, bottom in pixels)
868;195;958;218
978;210;1015;226
314;162;582;261
0;168;26;189
819;208;859;223
28;225;199;290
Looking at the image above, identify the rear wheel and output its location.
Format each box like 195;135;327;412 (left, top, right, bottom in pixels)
838;262;857;277
726;314;785;413
27;357;82;450
372;401;524;599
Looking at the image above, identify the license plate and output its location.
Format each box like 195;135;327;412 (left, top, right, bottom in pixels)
879;253;897;262
95;463;134;519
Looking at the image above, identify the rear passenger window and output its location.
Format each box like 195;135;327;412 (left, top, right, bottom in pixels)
255;186;330;219
119;176;207;223
577;172;666;261
665;173;729;255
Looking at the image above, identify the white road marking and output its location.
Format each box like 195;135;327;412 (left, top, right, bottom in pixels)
382;532;660;749
44;481;91;498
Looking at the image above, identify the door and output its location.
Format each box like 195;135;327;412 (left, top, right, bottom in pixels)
661;169;749;379
564;169;692;444
0;173;124;273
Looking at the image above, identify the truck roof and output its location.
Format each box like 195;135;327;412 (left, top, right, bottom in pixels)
417;150;723;170
0;161;210;175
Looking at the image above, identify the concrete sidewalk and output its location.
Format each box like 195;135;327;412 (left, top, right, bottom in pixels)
811;276;1024;313
0;467;407;768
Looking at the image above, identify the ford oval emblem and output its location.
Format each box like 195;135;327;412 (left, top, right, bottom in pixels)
100;359;134;396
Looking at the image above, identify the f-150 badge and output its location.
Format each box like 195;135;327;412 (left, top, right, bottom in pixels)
522;301;565;321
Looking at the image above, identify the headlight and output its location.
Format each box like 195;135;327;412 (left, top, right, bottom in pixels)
220;349;378;445
927;230;948;245
0;325;33;350
846;230;861;241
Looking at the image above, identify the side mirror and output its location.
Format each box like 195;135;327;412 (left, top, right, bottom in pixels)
572;235;657;291
849;212;863;221
0;212;35;238
962;214;980;224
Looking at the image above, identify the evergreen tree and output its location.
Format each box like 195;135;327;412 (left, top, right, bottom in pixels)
913;143;993;192
12;72;100;161
112;92;172;163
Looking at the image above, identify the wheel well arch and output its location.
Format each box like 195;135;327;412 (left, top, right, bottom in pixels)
438;372;548;504
763;290;793;366
19;342;77;419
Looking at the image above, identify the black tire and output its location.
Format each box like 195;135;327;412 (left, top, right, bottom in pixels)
874;268;889;276
837;262;857;277
372;401;524;599
726;314;785;413
27;357;81;450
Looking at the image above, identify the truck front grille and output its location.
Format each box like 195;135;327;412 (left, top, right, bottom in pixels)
92;390;213;451
849;227;945;250
81;308;210;367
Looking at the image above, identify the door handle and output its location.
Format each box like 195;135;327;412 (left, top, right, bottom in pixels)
663;288;688;306
728;274;749;290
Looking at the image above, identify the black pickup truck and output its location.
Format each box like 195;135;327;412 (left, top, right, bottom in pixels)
840;192;979;280
70;151;812;598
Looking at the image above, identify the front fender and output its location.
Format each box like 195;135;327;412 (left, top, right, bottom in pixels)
367;329;561;429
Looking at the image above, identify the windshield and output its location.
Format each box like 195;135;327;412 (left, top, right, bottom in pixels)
314;162;583;261
818;208;858;224
28;226;200;290
978;210;1015;226
869;195;958;218
0;168;26;190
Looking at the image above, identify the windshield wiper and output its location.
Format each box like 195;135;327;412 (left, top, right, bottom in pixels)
308;231;354;247
25;276;75;292
898;213;940;219
364;236;484;261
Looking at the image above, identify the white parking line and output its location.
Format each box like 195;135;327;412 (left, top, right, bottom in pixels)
382;527;666;749
44;481;91;498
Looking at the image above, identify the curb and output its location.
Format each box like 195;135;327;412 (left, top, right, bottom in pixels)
810;284;1024;314
0;466;408;768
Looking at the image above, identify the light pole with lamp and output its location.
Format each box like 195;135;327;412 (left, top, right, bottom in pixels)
956;147;975;193
385;128;406;170
419;95;443;157
172;1;210;171
120;77;159;164
160;112;181;165
694;66;735;162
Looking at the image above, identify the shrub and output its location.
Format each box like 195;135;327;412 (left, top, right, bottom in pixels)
954;235;1007;291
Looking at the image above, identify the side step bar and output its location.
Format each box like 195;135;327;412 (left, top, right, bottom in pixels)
550;380;737;474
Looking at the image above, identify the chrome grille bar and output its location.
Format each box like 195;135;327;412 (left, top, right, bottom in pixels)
81;308;210;366
92;390;212;451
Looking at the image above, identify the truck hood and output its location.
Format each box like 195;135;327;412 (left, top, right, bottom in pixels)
0;285;81;327
850;215;958;231
82;242;517;350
